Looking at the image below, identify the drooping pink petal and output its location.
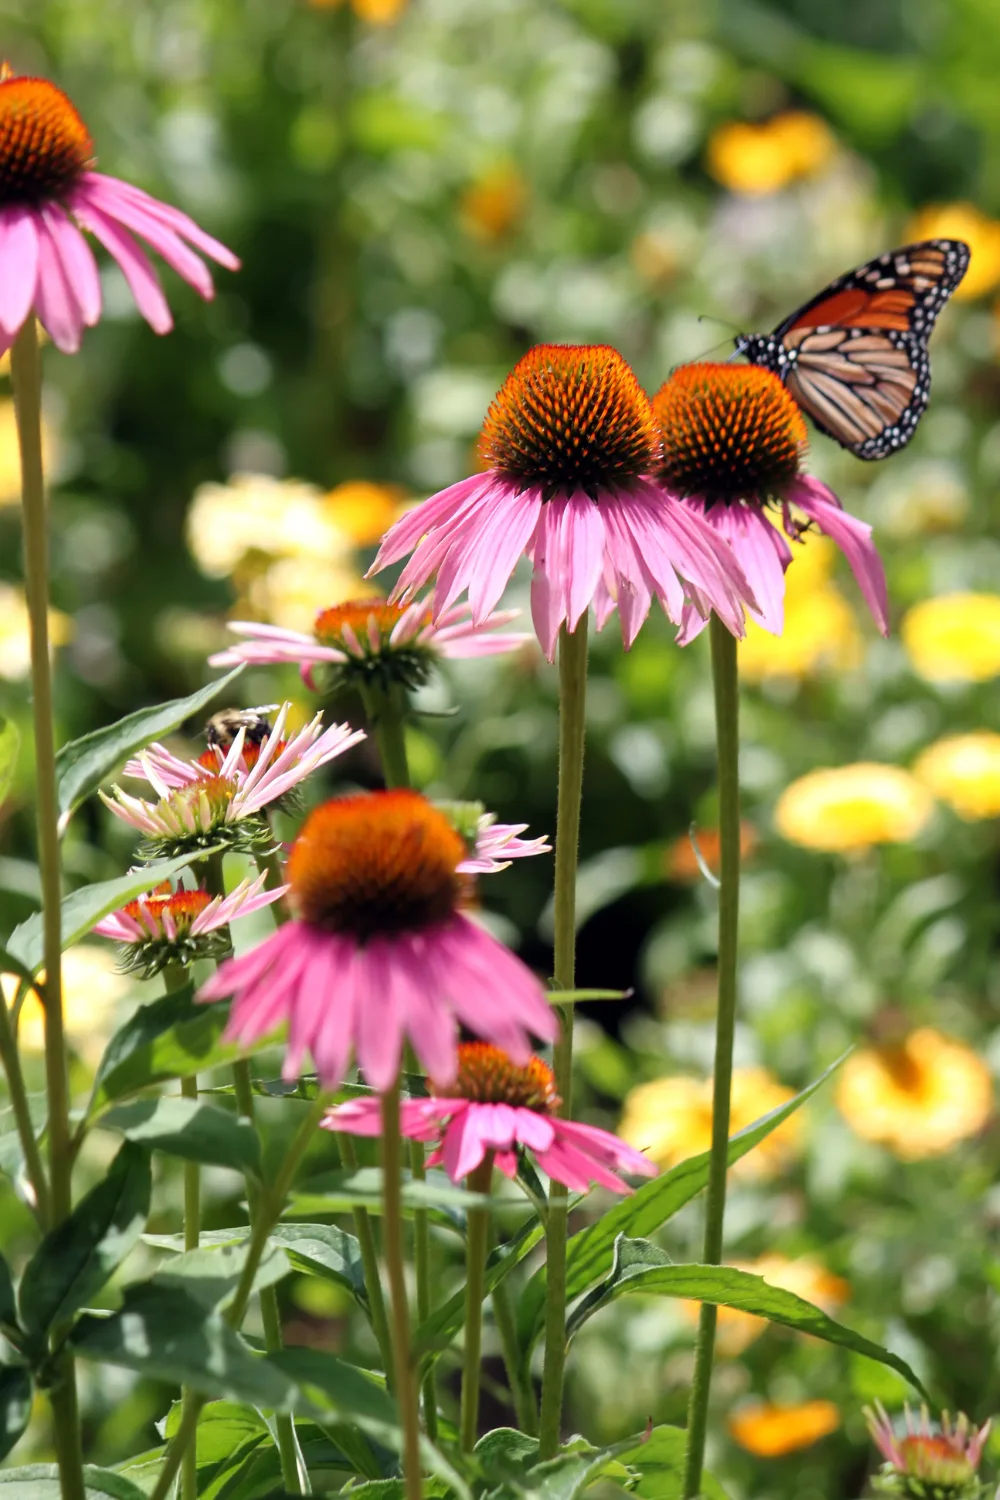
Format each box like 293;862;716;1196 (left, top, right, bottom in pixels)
699;500;791;635
511;1107;556;1154
80;173;241;269
40;204;101;328
299;937;355;1086
70;190;173;334
371;474;495;572
0;206;40;338
33;215;85;353
528;493;605;658
554;1116;657;1177
354;940;406;1092
392;936;460;1085
441;1106;490;1180
74;175;215;297
785;476;889;636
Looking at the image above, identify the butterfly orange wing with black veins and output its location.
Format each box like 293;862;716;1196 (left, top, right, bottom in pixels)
735;240;970;459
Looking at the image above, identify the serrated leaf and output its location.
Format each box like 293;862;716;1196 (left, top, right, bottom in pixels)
0;1367;31;1462
7;853;224;976
0;717;19;809
89;983;239;1116
565;1236;929;1399
55;666;245;831
98;1097;261;1178
0;1467;149;1500
517;1056;845;1352
18;1143;150;1335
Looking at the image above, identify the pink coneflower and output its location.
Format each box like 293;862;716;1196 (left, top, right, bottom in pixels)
0;67;238;355
652;364;889;640
197;790;558;1091
100;703;363;856
370;344;757;660
458;810;551;875
865;1402;990;1498
325;1042;657;1193
209;597;531;694
92;872;285;977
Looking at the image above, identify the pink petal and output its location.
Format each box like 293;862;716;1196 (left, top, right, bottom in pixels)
699;500;790;635
0;206;40;338
441;1107;490;1181
786;476;889;636
76;175;214;298
33;215;85;353
354;941;405;1092
372;474;494;572
321;1097;384;1136
303;938;357;1087
40;204;101;328
71;190;173;334
81;173;240;268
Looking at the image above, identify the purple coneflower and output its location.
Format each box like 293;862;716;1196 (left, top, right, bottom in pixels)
651;363;889;640
92;873;285;977
0;66;238;354
197;791;558;1091
370;344;757;660
865;1401;990;1499
325;1042;657;1193
458;810;551;875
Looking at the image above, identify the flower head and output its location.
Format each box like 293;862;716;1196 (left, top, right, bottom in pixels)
325;1041;657;1192
100;703;363;856
906;203;1000;299
728;1400;841;1457
443;802;551;874
198;790;558;1091
707;112;837;196
92;873;285;978
774;764;934;852
913;732;1000;820
371;343;756;660
618;1066;802;1179
836;1028;993;1159
0;66;238;354
866;1403;991;1499
652;362;889;640
209;596;530;694
902;593;1000;683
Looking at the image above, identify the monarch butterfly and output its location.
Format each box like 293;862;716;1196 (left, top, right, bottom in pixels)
735;239;970;460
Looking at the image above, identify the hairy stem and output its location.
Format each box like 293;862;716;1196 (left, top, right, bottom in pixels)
459;1156;494;1452
491;1251;537;1435
381;1082;423;1500
539;617;588;1459
682;617;741;1499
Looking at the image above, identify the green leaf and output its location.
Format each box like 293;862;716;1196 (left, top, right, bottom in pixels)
71;1283;295;1409
474;1428;541;1481
153;1242;290;1310
0;1367;31;1462
484;1447;618;1500
565;1236;929;1399
18;1143;151;1335
0;1251;17;1329
517;1056;845;1352
416;1216;546;1370
612;1426;730;1500
290;1167;493;1220
89;983;239;1116
98;1097;261;1178
54;666;245;832
0;1467;148;1500
0;1095;46;1184
7;853;224;975
0;717;19;809
268;1224;369;1308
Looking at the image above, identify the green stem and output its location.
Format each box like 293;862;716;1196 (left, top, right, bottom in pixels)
0;984;49;1224
254;845;290;922
361;683;411;790
460;1156;494;1452
491;1255;537;1435
380;1082;423;1500
12;318;85;1500
539;617;589;1460
336;1132;395;1383
180;1071;200;1500
681;617;741;1500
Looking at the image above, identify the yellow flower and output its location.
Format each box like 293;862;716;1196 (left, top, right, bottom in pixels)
706;112;836;196
0;399;59;507
741;587;863;682
681;1254;850;1357
186;473;357;579
322;480;408;546
247;556;370;634
836;1028;993;1159
5;946;133;1067
0;583;72;682
774;764;934;852
913;732;1000;820
901;593;1000;684
905;203;1000;299
729;1401;841;1457
619;1067;801;1180
459;165;528;242
306;0;407;21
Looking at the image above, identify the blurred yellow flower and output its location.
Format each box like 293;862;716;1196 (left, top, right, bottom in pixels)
186;473;357;580
905;203;1000;299
0;583;72;682
0;399;58;507
459;166;528;242
706;112;836;196
741;587;862;682
876;461;969;539
728;1400;841;1456
836;1028;992;1159
682;1254;850;1357
619;1066;801;1179
5;946;133;1067
306;0;407;20
913;731;1000;819
774;764;934;852
902;593;1000;684
247;556;370;634
322;480;407;546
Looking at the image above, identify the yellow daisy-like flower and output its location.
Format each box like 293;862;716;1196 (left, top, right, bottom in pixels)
774;764;934;852
0;399;59;508
0;583;73;682
901;593;1000;684
459;165;528;242
619;1067;801;1179
246;557;371;635
5;946;133;1068
913;731;1000;820
186;473;357;579
306;0;407;20
738;534;863;682
905;203;1000;300
835;1028;993;1159
322;480;408;546
681;1254;850;1357
728;1400;841;1457
706;111;836;196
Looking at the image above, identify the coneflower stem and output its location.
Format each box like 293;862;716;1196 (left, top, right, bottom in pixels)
539;616;589;1460
362;683;411;791
491;1256;538;1435
0;985;48;1224
381;1081;423;1500
334;1132;395;1385
460;1155;494;1452
12;317;86;1500
682;615;741;1500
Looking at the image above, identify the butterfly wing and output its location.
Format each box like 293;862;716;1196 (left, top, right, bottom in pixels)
740;239;969;460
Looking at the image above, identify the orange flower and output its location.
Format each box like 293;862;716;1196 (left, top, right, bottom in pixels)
618;1067;801;1179
729;1400;841;1456
836;1028;993;1159
665;822;758;882
706;112;836;196
459;165;528;242
322;480;408;545
905;204;1000;299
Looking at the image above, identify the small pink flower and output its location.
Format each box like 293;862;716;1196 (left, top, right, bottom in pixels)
197;791;557;1091
325;1042;657;1194
459;813;551;875
865;1401;991;1494
209;597;531;693
0;68;238;355
370;344;757;661
652;364;889;641
93;873;286;977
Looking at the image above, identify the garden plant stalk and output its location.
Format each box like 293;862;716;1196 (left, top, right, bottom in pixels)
459;1155;495;1451
380;1081;423;1500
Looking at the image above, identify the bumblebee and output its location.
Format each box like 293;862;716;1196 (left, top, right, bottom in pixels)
204;705;277;750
